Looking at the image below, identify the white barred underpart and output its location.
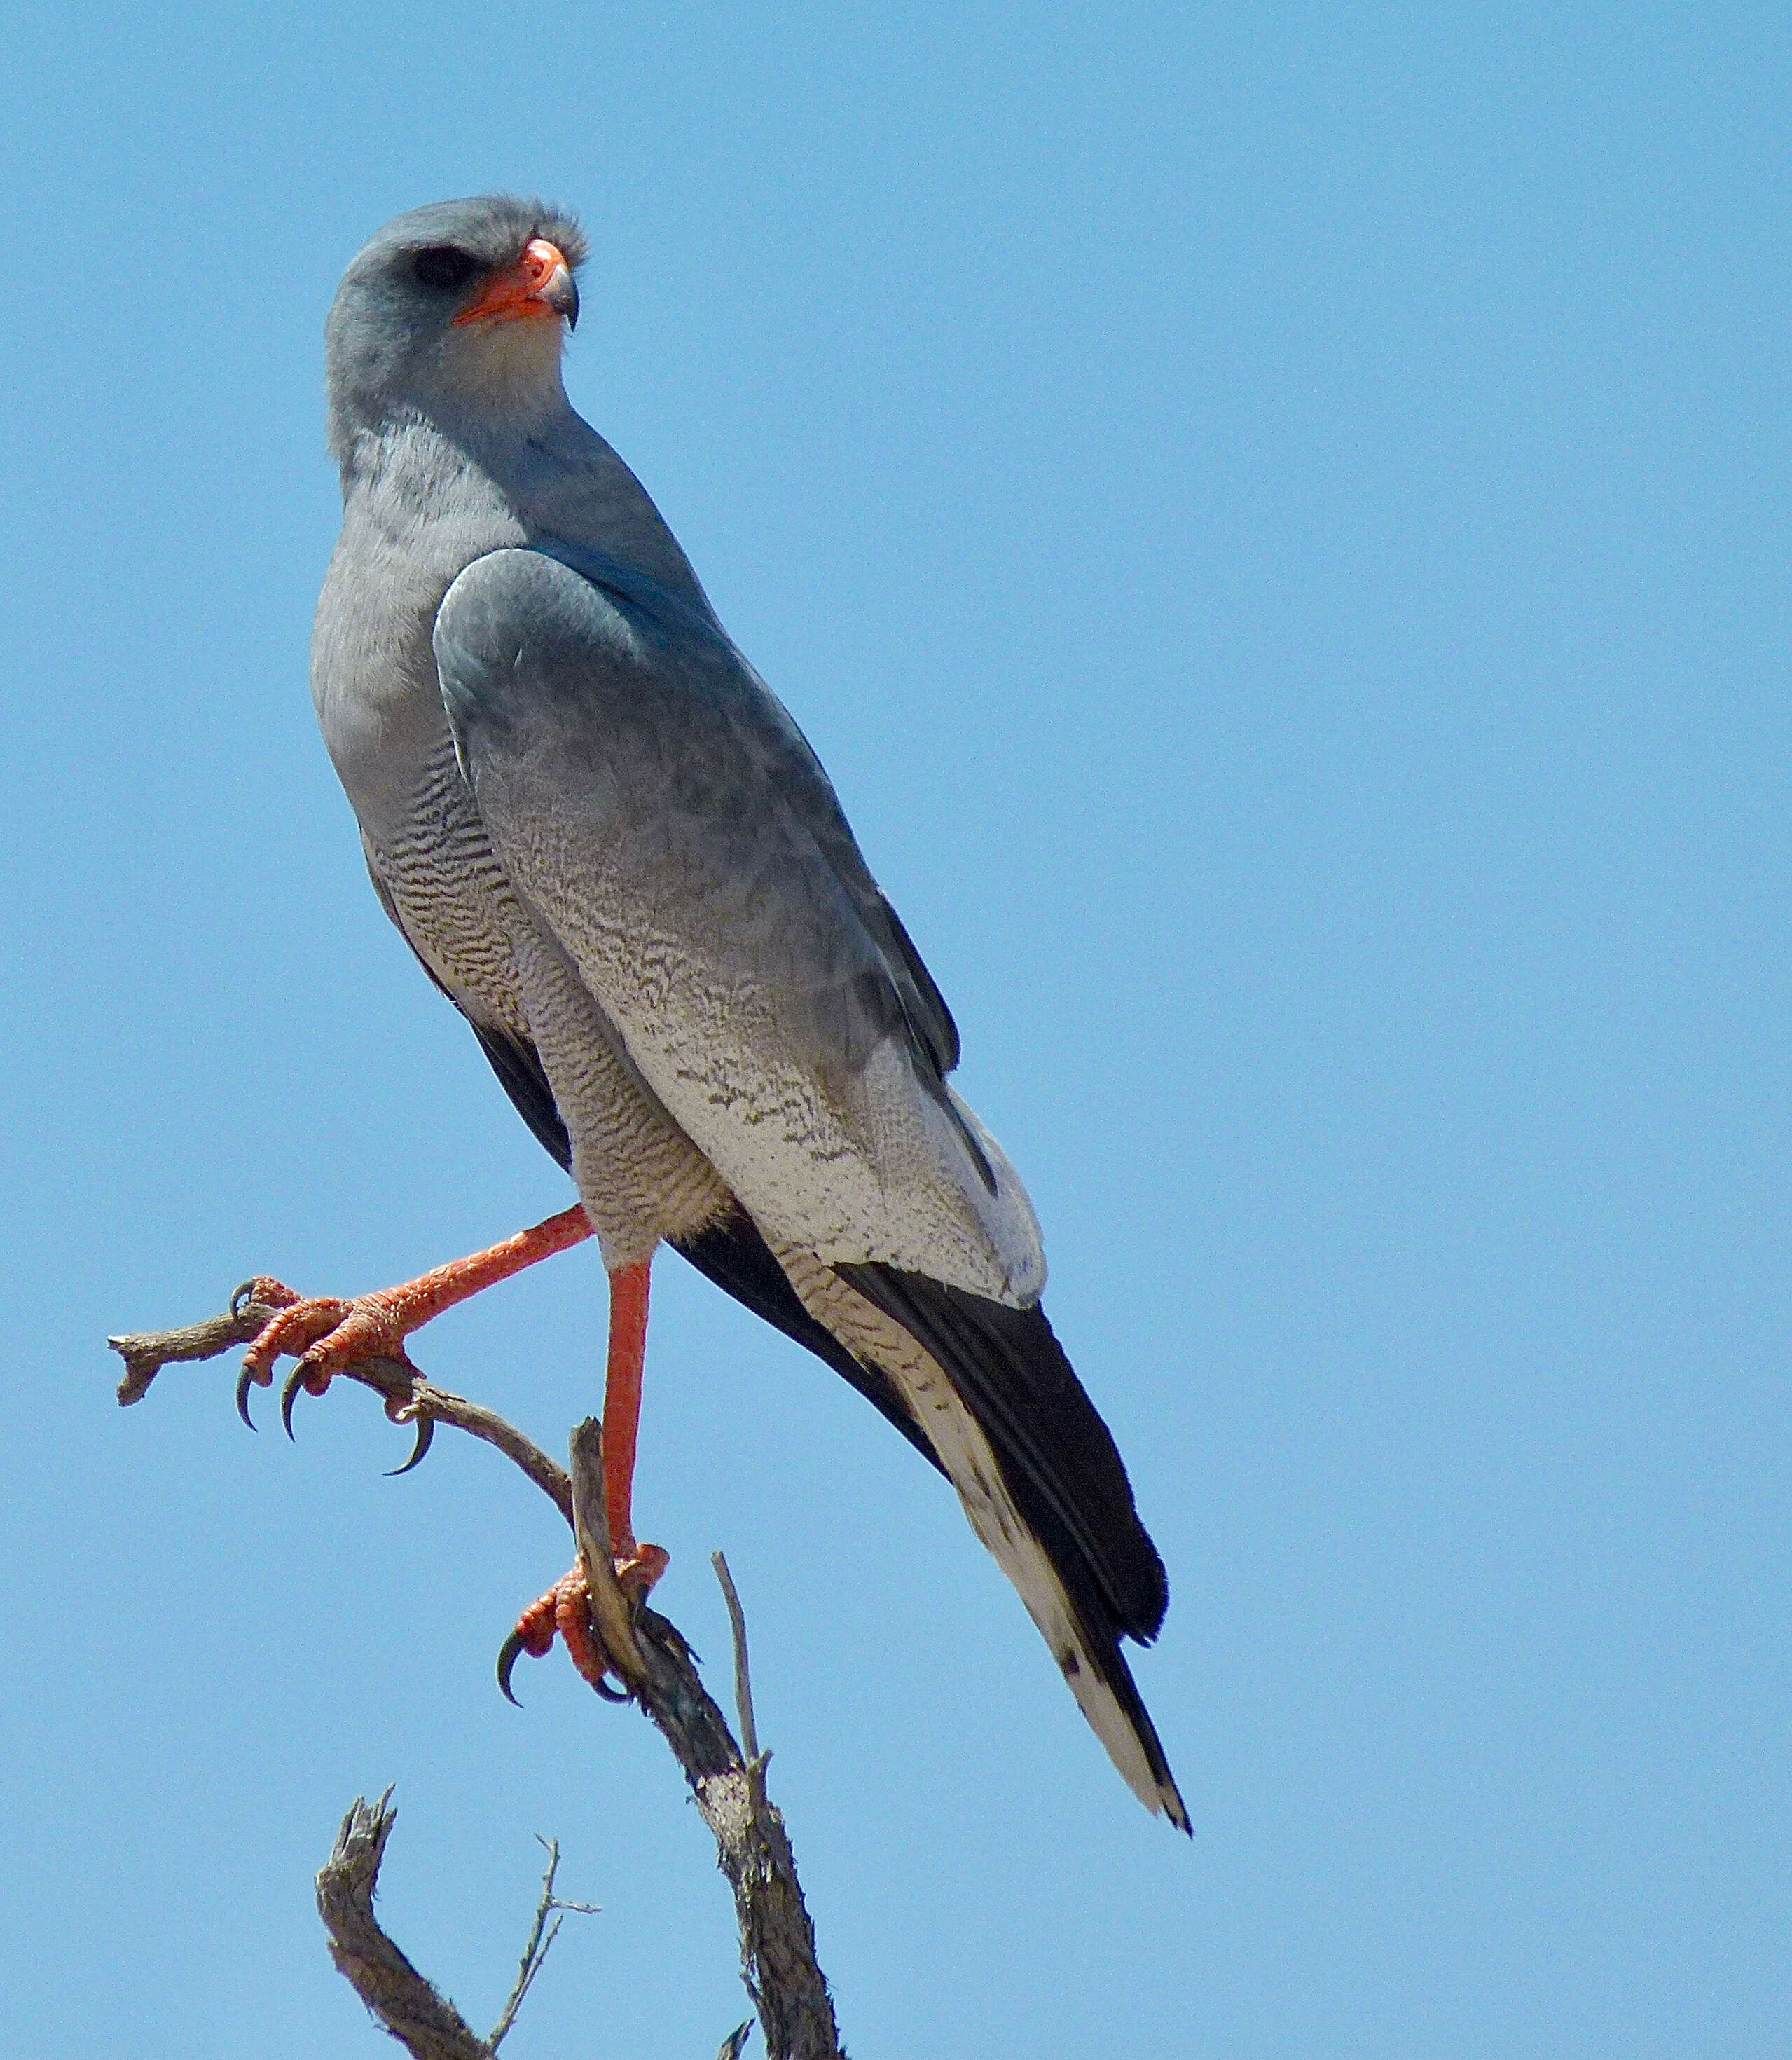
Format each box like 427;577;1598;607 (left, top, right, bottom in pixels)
499;899;731;1268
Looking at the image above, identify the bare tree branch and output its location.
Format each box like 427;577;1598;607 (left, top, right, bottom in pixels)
712;1550;762;1770
109;1302;266;1408
316;1790;492;2060
315;1795;600;2060
566;1425;842;2059
567;1415;650;1689
623;1605;839;2058
111;1293;574;1523
109;1293;843;2060
487;1838;598;2052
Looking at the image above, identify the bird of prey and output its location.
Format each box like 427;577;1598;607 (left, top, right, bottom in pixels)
242;195;1187;1832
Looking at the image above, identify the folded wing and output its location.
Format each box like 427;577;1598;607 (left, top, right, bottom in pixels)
434;544;1186;1827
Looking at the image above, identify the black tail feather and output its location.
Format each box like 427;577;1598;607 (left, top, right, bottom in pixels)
839;1265;1185;1828
460;1013;1184;1824
837;1266;1169;1643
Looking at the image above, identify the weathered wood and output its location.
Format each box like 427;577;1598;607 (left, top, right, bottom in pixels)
109;1292;844;2059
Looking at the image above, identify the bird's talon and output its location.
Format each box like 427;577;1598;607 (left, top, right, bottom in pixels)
233;1275;300;1319
553;1569;601;1682
497;1589;563;1703
385;1413;435;1476
497;1570;637;1703
497;1627;530;1705
280;1366;312;1440
234;1366;261;1431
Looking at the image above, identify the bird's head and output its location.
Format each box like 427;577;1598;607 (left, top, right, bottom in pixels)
325;195;588;465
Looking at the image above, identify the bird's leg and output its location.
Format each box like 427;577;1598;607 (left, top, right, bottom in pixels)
499;1255;666;1703
600;1256;664;1581
239;1204;593;1425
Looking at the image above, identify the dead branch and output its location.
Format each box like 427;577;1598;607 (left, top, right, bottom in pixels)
712;1551;762;1769
568;1433;841;2060
488;1836;596;2050
111;1291;574;1520
109;1295;842;2060
316;1790;491;2060
315;1795;599;2060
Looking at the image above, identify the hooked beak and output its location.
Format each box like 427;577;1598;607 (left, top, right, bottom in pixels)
453;238;579;331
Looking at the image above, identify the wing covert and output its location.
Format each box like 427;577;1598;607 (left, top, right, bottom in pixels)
433;545;1042;1303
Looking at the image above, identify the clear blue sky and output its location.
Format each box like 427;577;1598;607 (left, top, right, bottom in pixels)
1;5;1785;2054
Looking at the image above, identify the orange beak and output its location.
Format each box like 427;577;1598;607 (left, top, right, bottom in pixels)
453;238;579;330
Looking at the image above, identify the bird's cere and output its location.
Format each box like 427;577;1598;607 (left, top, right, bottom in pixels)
453;237;579;329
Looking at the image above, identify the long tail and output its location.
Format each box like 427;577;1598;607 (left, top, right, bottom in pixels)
813;1258;1187;1831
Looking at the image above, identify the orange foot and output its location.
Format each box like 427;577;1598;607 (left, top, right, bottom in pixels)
234;1276;422;1436
230;1207;595;1435
497;1545;670;1705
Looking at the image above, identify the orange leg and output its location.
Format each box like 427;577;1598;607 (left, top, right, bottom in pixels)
238;1204;593;1429
500;1255;667;1703
602;1257;652;1556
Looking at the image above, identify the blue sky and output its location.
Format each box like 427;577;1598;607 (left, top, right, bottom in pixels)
1;4;1786;2054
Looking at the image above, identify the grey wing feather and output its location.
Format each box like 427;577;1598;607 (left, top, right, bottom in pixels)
528;536;962;1078
361;767;940;1450
434;544;1041;1300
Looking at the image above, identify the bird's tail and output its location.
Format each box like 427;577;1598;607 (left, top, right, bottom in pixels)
829;1263;1189;1832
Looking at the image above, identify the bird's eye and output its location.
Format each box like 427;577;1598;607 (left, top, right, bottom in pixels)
411;246;483;294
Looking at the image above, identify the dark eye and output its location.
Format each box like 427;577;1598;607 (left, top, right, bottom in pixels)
411;245;483;294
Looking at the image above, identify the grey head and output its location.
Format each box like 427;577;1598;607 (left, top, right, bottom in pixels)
325;195;588;474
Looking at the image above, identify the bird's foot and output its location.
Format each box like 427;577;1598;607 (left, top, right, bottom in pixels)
235;1277;421;1434
497;1544;669;1704
231;1211;596;1436
613;1540;671;1593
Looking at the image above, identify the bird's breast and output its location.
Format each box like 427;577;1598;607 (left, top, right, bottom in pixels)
312;497;535;1029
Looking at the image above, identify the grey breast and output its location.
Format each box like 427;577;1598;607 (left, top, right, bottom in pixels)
312;423;535;1039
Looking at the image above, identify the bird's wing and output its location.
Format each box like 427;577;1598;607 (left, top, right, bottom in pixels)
434;544;1042;1305
533;535;963;1077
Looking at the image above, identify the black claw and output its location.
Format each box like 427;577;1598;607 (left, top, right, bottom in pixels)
280;1366;308;1441
230;1279;259;1319
385;1413;435;1477
235;1366;259;1431
497;1630;528;1706
591;1671;632;1704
